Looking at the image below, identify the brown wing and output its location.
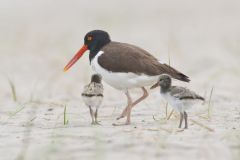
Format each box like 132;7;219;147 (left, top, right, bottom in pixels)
99;41;190;82
170;86;204;101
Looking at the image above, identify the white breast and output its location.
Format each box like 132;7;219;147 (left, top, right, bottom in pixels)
161;93;193;113
90;51;159;90
82;96;103;109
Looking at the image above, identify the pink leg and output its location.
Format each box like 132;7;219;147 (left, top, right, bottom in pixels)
125;87;148;124
113;90;133;126
116;90;132;120
132;87;149;107
116;87;148;121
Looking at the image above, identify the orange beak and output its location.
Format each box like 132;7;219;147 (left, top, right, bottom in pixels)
64;45;88;72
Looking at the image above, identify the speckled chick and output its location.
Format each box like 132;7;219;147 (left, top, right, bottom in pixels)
82;74;103;125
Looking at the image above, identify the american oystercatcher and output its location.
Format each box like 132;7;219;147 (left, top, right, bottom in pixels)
150;74;204;129
64;30;190;125
82;74;103;125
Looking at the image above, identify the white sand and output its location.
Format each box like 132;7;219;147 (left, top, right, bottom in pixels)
0;0;240;160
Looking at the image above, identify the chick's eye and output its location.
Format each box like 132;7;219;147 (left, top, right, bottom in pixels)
87;36;93;41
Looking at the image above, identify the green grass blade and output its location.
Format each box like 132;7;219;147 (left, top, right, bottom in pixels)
64;105;68;125
7;78;17;102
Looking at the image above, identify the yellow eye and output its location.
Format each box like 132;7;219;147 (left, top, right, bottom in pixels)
87;36;93;41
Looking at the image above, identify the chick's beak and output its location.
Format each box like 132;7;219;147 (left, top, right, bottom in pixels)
150;82;159;89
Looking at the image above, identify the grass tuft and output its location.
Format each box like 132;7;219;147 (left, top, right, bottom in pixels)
167;109;174;120
7;77;17;102
207;87;214;119
64;105;69;125
190;119;214;132
10;105;26;117
29;80;39;102
168;50;171;66
165;103;168;119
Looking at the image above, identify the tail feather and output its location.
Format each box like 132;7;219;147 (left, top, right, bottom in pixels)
179;95;205;101
196;95;205;101
161;64;190;82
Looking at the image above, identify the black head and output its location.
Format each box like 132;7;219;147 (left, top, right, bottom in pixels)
150;74;172;91
91;74;102;83
64;30;111;72
84;30;111;53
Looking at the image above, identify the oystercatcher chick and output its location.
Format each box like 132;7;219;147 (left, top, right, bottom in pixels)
151;74;204;129
64;30;190;125
82;74;103;125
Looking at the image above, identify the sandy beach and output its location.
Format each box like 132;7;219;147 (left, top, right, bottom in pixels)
0;0;240;159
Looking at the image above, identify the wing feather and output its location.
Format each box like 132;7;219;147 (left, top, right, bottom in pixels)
99;42;190;82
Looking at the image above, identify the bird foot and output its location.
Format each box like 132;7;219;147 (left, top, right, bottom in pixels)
112;121;130;126
176;128;185;132
95;121;102;125
116;115;124;120
91;121;102;125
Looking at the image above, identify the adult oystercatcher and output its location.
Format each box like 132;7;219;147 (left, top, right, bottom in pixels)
82;74;103;125
64;30;190;125
150;74;204;129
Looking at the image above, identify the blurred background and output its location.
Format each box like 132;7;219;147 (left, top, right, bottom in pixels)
0;0;240;160
1;0;240;102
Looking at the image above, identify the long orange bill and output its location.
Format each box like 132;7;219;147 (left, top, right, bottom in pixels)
64;45;88;72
